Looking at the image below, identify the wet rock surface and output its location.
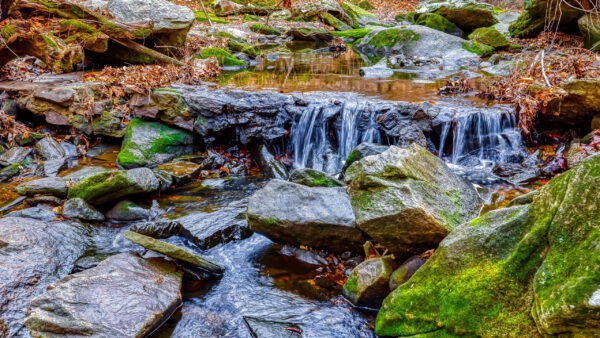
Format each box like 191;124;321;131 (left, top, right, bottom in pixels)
15;177;68;197
257;144;289;180
0;146;31;166
289;168;343;187
343;256;397;308
105;199;149;221
62;198;105;221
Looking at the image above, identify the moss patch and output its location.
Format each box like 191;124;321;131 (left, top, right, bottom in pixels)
509;11;545;38
249;23;281;36
367;28;419;48
227;40;259;57
197;47;246;67
194;11;229;24
468;27;509;49
331;28;370;39
462;41;494;57
1;24;15;40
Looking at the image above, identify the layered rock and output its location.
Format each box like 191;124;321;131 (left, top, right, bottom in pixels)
345;144;481;259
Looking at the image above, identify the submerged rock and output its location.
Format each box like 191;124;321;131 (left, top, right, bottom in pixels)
376;155;600;336
0;146;31;166
416;0;498;31
15;177;68;197
343;256;397;307
25;253;183;337
68;168;159;205
289;168;343;187
105;199;149;221
257;144;289;180
156;160;202;185
0;217;90;336
345;144;481;259
62;198;105;221
247;180;365;253
117;118;195;169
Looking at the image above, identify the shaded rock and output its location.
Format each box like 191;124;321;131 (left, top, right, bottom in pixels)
15;177;68;197
156;160;202;185
243;316;302;338
124;230;224;274
543;79;600;129
0;217;89;336
105;199;149;221
278;245;329;270
0;196;26;213
26;195;63;206
468;26;509;49
35;137;66;160
247;180;365;253
289;168;343;187
68;168;159;205
200;150;225;170
24;252;183;337
389;255;425;290
0;146;31;166
130;220;180;238
415;12;463;37
60;166;108;182
579;14;600;50
506;190;538;207
178;199;251;250
36;157;67;177
345;144;481;259
342;256;397;307
152;168;174;192
62;198;105;221
286;28;334;42
60;142;79;159
342;143;389;174
416;0;498;31
7;206;57;221
509;0;584;38
257;144;288;180
341;1;379;28
117;118;196;169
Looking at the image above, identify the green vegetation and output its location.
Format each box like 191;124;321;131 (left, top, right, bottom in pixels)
508;11;544;38
358;0;375;10
341;2;378;28
367;28;419;48
227;40;260;57
468;27;509;49
59;19;96;33
415;13;460;34
320;12;352;31
462;41;494;57
1;24;15;40
242;14;259;22
194;11;229;24
249;23;281;36
331;28;371;39
197;48;246;67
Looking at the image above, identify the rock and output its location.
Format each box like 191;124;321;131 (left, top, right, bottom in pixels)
543;79;600;128
247;180;365;252
156;160;202;185
415;12;463;37
36;157;68;177
388;255;425;290
35;137;66;160
0;217;89;336
468;26;509;49
292;0;348;23
416;0;498;31
286;28;334;42
270;9;292;20
60;142;79;159
0;146;31;166
7;206;57;221
510;0;584;38
214;0;242;15
342;256;397;307
105;200;149;221
277;245;329;270
117;118;196;169
178;199;252;250
342;143;389;174
0;162;22;182
24;252;183;337
124;231;224;274
243;316;302;338
250;23;282;36
63;198;105;221
68;168;160;205
288;168;343;187
15;177;68;197
200;150;225;170
506;190;538;207
152;168;174;191
257;144;289;180
26;195;63;206
340;2;379;28
376;155;600;336
579;14;600;50
345;144;481;259
60;166;108;182
359;60;394;78
130;220;180;238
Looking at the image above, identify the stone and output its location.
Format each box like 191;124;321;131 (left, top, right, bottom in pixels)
156;160;202;185
68;168;160;205
62;198;105;221
506;190;539;207
468;26;509;49
416;0;498;31
340;2;379;28
278;245;329;269
288;168;343;187
117;119;196;169
7;206;57;221
0;217;90;336
36;157;68;177
35;137;66;160
200;150;225;170
15;177;68;197
0;162;22;182
375;155;600;336
579;14;600;51
388;255;426;290
130;220;180;238
124;231;224;274
257;144;289;180
27;195;63;206
243;317;302;338
213;0;242;15
60;166;108;182
24;253;183;337
342;143;389;174
543;79;600;128
415;12;463;37
342;256;397;307
247;180;365;252
286;28;334;42
345;144;481;259
510;0;584;38
0;146;31;166
178;199;252;250
105;200;149;221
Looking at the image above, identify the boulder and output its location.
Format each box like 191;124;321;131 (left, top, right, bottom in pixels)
415;12;463;37
156;160;202;185
388;255;426;290
0;146;31;166
416;0;498;31
257;144;289;180
286;28;334;42
24;253;183;337
342;143;389;174
60;166;108;182
468;26;509;49
579;14;600;51
15;177;68;197
0;162;22;182
247;180;365;252
62;198;105;221
543;79;600;128
117;118;195;169
345;144;481;259
289;168;343;187
0;217;90;336
35;137;66;160
178;199;252;250
376;155;600;337
105;200;149;221
510;0;584;38
36;157;68;177
340;2;379;28
7;206;58;221
342;256;397;307
67;168;160;205
130;220;180;238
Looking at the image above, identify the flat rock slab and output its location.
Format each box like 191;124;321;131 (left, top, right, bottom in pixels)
25;252;183;337
0;217;90;336
15;177;68;197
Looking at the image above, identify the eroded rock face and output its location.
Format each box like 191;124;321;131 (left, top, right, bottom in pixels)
0;217;90;337
25;252;183;337
376;155;600;337
345;144;481;259
247;180;365;252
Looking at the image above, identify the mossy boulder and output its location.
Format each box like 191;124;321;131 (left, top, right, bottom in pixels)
415;12;463;37
462;40;494;57
469;26;509;48
579;14;600;51
344;144;482;259
116;118;195;169
510;0;584;38
416;0;498;31
198;47;247;67
227;40;260;57
508;11;545;38
343;256;397;307
320;12;353;31
331;27;371;39
249;23;281;36
289;168;343;187
194;10;229;24
286;28;334;42
341;2;379;28
376;154;600;337
68;168;160;205
543;79;600;128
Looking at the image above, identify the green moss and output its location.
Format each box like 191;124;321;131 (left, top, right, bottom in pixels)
395;12;419;23
342;272;359;295
42;34;59;50
358;0;375;10
194;10;229;24
197;47;246;67
59;19;96;33
415;13;459;34
263;217;279;226
242;14;259;22
69;4;85;17
227;40;260;57
462;41;494;57
468;27;509;49
131;27;152;39
367;28;419;48
1;24;15;40
493;6;507;14
331;28;371;39
320;12;352;31
341;2;378;28
508;11;545;38
249;23;281;36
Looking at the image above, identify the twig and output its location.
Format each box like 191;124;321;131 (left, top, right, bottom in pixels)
198;0;212;26
541;49;552;87
113;38;185;66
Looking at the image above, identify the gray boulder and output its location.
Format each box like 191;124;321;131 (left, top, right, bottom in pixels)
130;220;180;238
0;146;31;166
289;168;343;187
15;177;68;197
345;144;481;259
416;0;498;31
63;198;105;221
35;137;66;160
257;144;289;180
7;206;58;221
0;217;90;337
36;157;68;177
106;200;149;221
60;166;108;182
342;143;389;174
247;180;365;252
25;253;183;337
